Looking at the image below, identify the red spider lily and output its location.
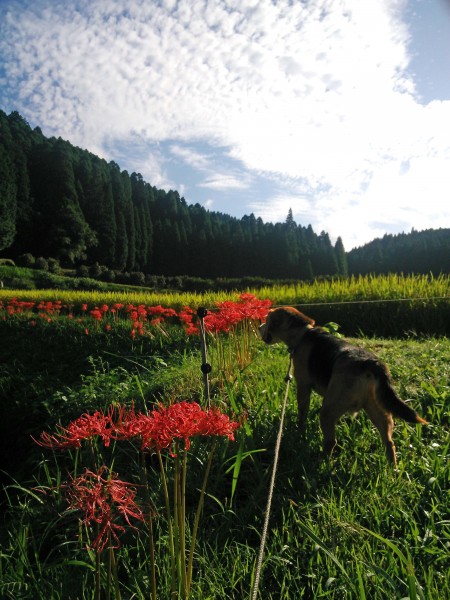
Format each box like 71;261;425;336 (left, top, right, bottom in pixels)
112;404;142;440
114;402;240;452
137;305;147;318
5;298;32;315
66;466;144;552
150;317;165;326
237;293;273;319
178;306;199;335
147;305;165;316
36;401;239;455
178;296;271;336
89;309;103;321
147;305;177;318
35;409;114;449
204;294;272;333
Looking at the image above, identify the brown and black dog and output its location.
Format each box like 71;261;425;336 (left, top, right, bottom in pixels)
259;306;427;465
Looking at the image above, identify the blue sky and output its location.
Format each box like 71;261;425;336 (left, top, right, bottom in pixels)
1;0;449;250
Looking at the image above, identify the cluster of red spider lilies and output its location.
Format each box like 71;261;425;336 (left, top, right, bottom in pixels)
36;401;241;598
36;401;240;553
0;293;272;338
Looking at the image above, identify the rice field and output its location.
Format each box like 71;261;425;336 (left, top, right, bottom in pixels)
1;272;448;307
1;273;448;337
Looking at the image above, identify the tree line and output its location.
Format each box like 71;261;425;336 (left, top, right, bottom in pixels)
1;110;448;280
347;228;449;276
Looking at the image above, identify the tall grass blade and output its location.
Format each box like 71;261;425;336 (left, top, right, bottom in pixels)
224;446;266;502
356;561;367;600
295;520;351;582
342;522;425;600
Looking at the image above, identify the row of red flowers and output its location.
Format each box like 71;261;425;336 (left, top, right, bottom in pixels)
36;401;240;452
1;293;272;337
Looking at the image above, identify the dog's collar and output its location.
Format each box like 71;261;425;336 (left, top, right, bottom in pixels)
288;324;314;356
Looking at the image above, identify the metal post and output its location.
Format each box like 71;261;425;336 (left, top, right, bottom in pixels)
197;307;211;406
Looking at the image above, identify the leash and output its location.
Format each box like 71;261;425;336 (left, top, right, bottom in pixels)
250;353;294;600
196;307;294;598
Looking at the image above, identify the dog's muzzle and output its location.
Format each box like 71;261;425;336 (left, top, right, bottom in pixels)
259;322;272;344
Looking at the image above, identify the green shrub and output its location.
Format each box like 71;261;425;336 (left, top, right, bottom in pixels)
76;264;90;277
129;271;145;286
88;262;104;278
47;257;61;274
35;256;49;271
98;268;116;282
16;253;35;267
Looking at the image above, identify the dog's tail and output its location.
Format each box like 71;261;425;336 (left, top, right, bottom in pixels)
371;362;428;424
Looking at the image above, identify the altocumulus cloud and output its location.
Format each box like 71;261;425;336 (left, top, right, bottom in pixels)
0;0;449;248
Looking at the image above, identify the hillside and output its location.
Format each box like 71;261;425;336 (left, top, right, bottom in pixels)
1;109;448;279
348;228;450;275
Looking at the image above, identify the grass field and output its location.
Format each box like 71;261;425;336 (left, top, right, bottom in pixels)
0;277;449;599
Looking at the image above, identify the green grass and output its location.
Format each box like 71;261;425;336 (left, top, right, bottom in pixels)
0;289;449;599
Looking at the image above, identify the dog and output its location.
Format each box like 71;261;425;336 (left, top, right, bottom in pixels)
259;307;427;465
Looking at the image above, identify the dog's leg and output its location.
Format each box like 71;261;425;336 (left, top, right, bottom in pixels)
319;401;346;457
365;405;397;465
296;384;312;433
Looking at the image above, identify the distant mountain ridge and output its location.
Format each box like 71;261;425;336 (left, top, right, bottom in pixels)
348;228;450;275
1;109;448;278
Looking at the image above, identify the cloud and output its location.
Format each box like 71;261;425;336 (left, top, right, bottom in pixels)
133;153;178;191
0;0;449;250
170;142;252;191
198;174;250;191
1;0;415;158
169;144;213;171
203;198;215;210
105;135;177;190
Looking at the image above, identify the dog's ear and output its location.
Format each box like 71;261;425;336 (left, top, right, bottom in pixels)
287;308;315;328
268;307;315;329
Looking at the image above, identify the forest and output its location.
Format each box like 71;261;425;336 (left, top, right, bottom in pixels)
1;109;449;281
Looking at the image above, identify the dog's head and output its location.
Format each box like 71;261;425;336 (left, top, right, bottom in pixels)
259;307;315;346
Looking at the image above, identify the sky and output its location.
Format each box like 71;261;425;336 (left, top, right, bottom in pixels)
1;0;449;250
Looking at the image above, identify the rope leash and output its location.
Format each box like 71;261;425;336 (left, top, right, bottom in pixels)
195;309;295;597
250;354;293;600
